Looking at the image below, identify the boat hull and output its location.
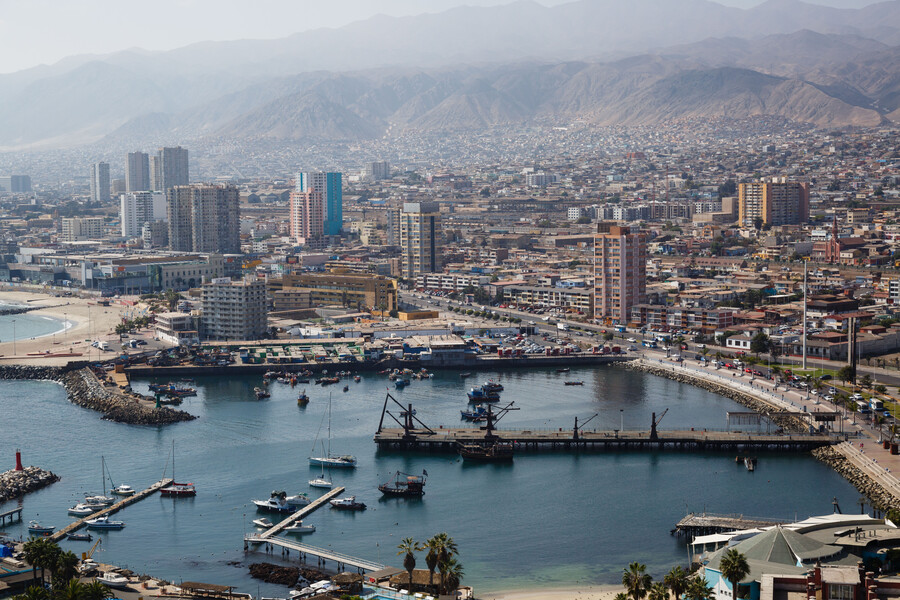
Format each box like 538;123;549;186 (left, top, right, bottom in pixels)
308;457;356;468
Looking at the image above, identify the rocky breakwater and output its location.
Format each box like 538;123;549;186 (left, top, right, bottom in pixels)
60;368;195;425
0;466;60;502
0;364;194;425
622;360;807;433
813;445;899;511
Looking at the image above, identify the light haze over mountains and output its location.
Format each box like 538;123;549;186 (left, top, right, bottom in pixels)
2;0;900;149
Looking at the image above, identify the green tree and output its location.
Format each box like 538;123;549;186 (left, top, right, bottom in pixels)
860;374;873;389
750;333;769;357
397;537;421;592
53;579;85;600
664;566;690;600
623;562;652;600
838;365;856;385
13;586;50;600
439;556;464;595
875;385;887;395
52;550;79;584
649;582;669;600
719;549;750;600
422;535;441;590
615;594;631;600
80;581;113;600
685;576;715;600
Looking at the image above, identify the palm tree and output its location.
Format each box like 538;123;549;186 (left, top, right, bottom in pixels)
80;581;113;600
439;556;464;595
686;576;715;600
53;579;84;600
433;532;458;592
649;581;669;600
397;537;420;592
719;549;750;600
422;535;442;590
13;585;50;600
52;550;79;584
664;566;690;600
615;594;631;600
21;538;44;585
623;562;652;600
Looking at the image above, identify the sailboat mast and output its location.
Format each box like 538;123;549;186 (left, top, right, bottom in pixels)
327;393;332;458
172;440;175;481
102;456;106;495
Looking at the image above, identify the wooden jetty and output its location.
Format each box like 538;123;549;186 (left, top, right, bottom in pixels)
255;487;345;540
50;479;173;541
0;506;22;526
243;535;385;574
374;427;838;453
673;512;790;537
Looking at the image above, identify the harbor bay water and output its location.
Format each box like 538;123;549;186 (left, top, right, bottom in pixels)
1;366;859;595
0;310;68;343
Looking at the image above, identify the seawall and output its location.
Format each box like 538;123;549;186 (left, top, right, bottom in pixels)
812;445;899;511
0;466;59;503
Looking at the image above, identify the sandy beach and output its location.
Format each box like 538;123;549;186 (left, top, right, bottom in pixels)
0;289;130;365
482;585;623;600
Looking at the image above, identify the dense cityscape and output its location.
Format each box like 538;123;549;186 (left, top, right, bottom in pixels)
4;1;900;600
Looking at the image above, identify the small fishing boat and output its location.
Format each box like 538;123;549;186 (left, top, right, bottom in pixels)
111;484;135;496
329;496;366;511
379;471;427;498
556;368;570;373
66;532;93;541
284;521;316;534
297;391;310;406
285;492;312;507
460;405;488;421
482;381;504;393
27;521;55;535
564;381;584;386
85;515;125;530
353;376;361;383
252;517;274;528
342;385;349;393
254;387;270;399
95;572;130;589
745;457;757;472
460;373;471;379
316;377;340;386
68;503;103;517
394;378;410;389
467;386;500;402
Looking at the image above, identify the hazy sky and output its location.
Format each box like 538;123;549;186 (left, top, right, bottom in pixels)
0;0;883;74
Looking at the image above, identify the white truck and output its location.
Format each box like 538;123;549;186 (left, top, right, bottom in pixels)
557;322;569;332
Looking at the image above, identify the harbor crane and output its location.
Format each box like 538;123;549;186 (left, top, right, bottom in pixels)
376;392;435;440
649;408;669;441
479;401;519;440
573;413;599;440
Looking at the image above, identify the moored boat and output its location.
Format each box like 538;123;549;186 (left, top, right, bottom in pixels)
66;532;92;541
252;517;274;528
482;380;504;392
564;381;584;386
253;493;293;513
160;441;196;497
254;387;270;399
458;442;514;462
467;386;500;402
378;470;426;498
111;484;135;496
460;405;488;421
329;496;366;511
27;521;55;535
284;521;316;534
68;503;103;517
85;515;125;529
297;391;309;405
394;378;410;389
308;476;333;489
95;572;129;589
309;394;357;468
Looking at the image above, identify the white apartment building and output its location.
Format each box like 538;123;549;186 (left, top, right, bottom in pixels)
121;191;166;237
60;217;104;242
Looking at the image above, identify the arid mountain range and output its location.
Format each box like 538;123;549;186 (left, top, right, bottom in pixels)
2;0;900;149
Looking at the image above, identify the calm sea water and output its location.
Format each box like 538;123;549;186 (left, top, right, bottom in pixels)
0;367;859;595
0;303;68;343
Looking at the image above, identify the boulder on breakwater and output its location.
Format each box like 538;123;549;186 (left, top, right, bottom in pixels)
812;446;899;512
0;466;59;502
621;360;807;432
0;364;195;425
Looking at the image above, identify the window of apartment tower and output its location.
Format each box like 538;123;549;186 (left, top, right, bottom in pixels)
828;584;853;600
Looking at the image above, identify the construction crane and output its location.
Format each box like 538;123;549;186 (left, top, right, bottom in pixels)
649;408;669;441
479;402;519;440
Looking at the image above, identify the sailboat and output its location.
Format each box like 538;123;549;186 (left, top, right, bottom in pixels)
308;460;333;488
105;460;134;496
308;394;356;468
84;456;115;506
160;440;196;496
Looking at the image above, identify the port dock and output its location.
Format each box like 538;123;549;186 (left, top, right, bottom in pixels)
50;479;173;541
673;512;789;537
374;427;838;453
243;536;386;574
255;487;345;540
0;506;22;526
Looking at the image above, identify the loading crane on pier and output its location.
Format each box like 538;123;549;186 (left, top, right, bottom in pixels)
573;413;599;440
650;408;669;441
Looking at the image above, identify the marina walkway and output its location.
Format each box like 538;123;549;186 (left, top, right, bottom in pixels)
0;506;22;526
243;535;385;573
50;479;172;541
256;487;345;539
673;512;789;536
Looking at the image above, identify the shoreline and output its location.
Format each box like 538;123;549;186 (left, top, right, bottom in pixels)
480;584;623;600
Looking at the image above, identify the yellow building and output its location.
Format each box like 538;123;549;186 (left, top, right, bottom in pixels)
277;272;398;312
738;178;809;228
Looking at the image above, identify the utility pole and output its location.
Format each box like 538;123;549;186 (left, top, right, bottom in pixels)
802;259;808;371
